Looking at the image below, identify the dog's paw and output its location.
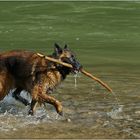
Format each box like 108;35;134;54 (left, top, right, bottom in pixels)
58;111;63;116
28;110;34;116
56;104;63;116
24;101;31;106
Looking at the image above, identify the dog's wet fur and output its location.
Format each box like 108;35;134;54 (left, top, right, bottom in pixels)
0;43;82;115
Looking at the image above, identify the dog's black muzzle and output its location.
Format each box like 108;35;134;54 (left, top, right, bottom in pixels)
62;57;82;73
72;61;82;72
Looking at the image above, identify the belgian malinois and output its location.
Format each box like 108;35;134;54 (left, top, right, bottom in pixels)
0;43;82;115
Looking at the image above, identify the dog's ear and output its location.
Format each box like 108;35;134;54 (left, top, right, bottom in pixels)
64;44;70;51
64;44;67;49
54;43;62;55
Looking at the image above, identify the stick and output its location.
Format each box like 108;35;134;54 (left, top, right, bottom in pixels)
80;69;113;93
45;56;73;68
37;53;73;68
37;53;112;93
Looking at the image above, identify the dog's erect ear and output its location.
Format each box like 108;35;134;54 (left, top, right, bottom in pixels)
54;43;62;55
64;44;70;51
64;44;68;49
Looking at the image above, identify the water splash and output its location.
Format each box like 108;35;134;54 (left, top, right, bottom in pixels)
107;91;131;120
100;89;130;121
74;74;78;88
112;91;121;107
107;105;124;119
0;91;65;132
0;104;64;132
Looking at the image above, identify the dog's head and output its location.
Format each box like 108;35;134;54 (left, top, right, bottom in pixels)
53;43;82;73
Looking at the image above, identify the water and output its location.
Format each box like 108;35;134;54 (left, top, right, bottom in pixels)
0;73;140;138
0;1;140;139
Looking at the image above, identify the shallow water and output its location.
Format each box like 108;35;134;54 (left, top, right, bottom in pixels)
0;71;140;138
0;1;140;139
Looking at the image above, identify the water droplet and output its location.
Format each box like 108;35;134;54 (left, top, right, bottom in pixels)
49;26;53;29
66;118;71;122
74;74;78;88
76;37;80;40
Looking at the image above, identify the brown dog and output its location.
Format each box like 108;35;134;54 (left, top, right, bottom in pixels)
0;43;82;115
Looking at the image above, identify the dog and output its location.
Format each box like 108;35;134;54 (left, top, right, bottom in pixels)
0;43;82;115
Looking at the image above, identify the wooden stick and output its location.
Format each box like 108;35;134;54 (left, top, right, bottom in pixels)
37;53;73;68
80;69;113;93
37;53;112;93
45;56;73;68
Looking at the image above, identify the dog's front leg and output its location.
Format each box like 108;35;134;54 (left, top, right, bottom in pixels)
39;93;63;116
28;99;38;115
28;85;39;115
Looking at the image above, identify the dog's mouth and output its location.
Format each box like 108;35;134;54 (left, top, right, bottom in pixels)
62;57;82;74
71;64;82;74
71;69;79;74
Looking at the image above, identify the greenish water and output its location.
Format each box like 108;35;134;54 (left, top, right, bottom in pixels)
0;2;140;139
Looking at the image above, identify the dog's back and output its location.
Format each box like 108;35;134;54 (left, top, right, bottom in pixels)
0;50;33;76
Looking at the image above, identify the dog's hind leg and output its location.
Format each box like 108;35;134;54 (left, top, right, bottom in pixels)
0;81;5;101
12;88;30;106
0;72;9;101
